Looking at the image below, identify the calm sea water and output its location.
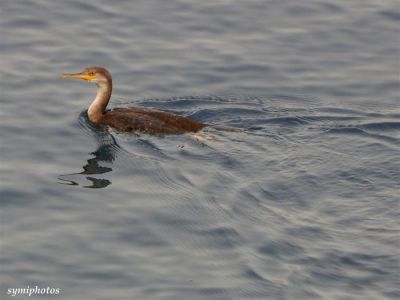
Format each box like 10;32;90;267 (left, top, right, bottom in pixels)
1;0;399;299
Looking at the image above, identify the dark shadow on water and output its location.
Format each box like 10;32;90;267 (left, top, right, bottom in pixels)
58;111;119;189
57;145;114;189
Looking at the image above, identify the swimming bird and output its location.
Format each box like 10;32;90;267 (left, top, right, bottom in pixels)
63;67;206;134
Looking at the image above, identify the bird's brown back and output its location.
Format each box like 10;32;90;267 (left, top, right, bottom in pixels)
98;108;206;134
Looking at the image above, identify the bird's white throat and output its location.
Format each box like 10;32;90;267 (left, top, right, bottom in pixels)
88;82;112;123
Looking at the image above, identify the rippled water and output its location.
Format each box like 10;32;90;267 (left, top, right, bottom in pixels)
1;0;399;299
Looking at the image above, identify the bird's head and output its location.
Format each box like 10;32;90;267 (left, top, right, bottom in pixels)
63;66;112;85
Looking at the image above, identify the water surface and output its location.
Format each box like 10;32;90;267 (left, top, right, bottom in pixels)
1;0;399;299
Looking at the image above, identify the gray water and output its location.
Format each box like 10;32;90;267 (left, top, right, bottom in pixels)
1;1;399;299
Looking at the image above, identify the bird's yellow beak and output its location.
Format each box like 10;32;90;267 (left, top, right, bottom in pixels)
62;72;96;81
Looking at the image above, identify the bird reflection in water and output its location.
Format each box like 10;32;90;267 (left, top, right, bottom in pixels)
58;112;120;188
58;145;114;189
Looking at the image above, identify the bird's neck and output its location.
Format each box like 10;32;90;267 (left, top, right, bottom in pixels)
88;81;112;123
